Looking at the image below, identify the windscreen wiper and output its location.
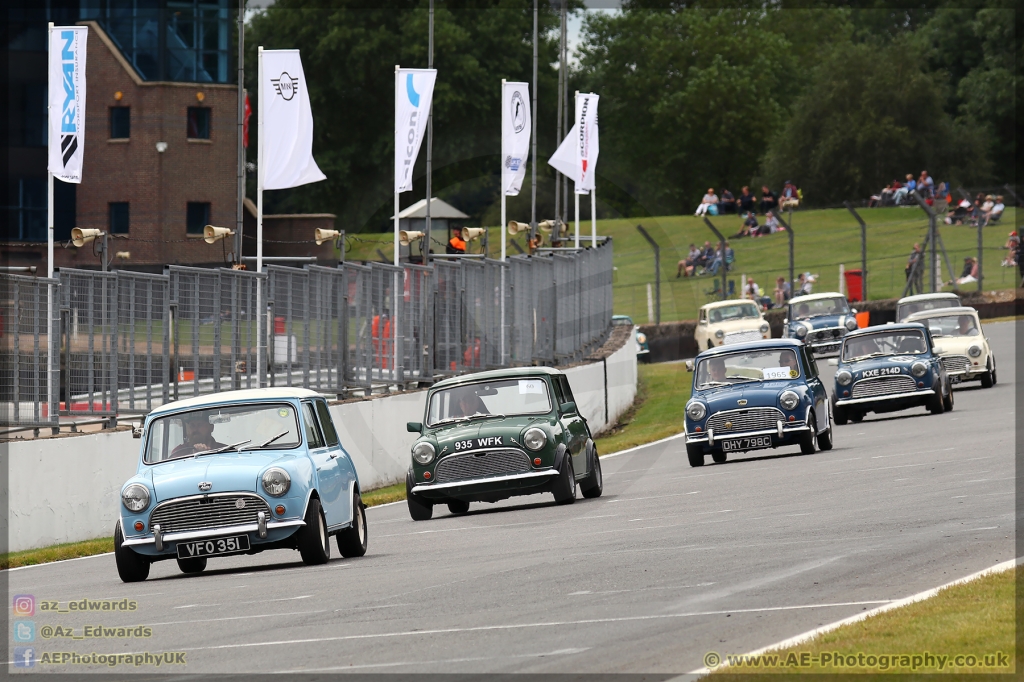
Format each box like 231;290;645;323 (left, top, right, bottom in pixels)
194;439;251;457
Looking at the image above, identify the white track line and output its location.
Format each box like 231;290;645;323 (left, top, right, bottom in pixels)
601;432;685;459
686;556;1021;677
6;551;114;571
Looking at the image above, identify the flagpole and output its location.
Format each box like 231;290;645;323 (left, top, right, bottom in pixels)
256;45;264;385
394;65;400;267
235;0;245;265
500;80;507;263
530;0;538;236
574;188;579;249
591;189;596;247
424;0;433;267
47;22;55;424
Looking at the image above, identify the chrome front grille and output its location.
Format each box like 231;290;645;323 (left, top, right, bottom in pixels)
808;327;844;343
851;375;917;399
149;494;271;534
723;330;762;345
941;355;971;374
707;407;784;434
434;449;532;484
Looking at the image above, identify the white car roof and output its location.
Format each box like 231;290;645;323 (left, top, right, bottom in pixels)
700;298;759;310
897;292;960;304
149;387;325;416
904;306;980;321
788;291;845;304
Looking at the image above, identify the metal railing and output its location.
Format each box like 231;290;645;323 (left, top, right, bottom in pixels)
0;240;614;426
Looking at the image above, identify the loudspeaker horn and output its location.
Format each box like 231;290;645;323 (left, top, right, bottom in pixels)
399;230;424;246
461;227;485;241
314;228;341;245
507;220;531;235
203;225;235;244
71;228;104;248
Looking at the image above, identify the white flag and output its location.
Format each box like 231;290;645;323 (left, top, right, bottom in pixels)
260;49;326;190
395;68;437;193
501;82;531;196
547;93;600;193
48;26;87;184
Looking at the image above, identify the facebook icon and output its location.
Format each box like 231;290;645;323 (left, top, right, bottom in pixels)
14;647;35;668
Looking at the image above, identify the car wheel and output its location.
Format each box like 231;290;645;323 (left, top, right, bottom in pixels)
336;493;368;558
406;471;433;521
447;500;470;515
981;360;994;388
296;498;330;565
831;395;848;426
942;382;954;411
176;556;207;574
580;446;604;498
114;521;150;583
927;381;945;414
851;412;864;423
711;451;727;464
686;443;705;467
799;414;817;454
551;451;577;505
817;405;834;451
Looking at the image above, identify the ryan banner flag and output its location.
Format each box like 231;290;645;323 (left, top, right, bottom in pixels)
548;92;599;193
48;26;88;183
501;81;531;196
260;49;326;190
395;68;437;193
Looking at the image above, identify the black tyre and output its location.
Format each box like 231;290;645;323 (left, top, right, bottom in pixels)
799;414;817;454
817;404;834;451
114;521;150;583
981;360;994;388
928;381;945;414
580;446;604;499
711;451;727;464
296;498;330;565
336;493;368;558
851;412;864;423
551;451;577;505
942;382;954;411
406;472;433;521
832;395;848;426
447;500;470;515
176;557;207;574
686;443;705;467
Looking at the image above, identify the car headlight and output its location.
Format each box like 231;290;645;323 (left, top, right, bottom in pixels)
715;329;725;339
836;369;853;386
685;401;707;421
121;484;150;513
412;441;435;465
779;390;800;411
523;427;547;451
795;324;808;338
760;322;770;334
911;361;928;377
261;467;291;497
968;345;982;358
845;317;858;331
636;332;647;345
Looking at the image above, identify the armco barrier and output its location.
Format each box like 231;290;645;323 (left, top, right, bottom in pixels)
2;330;635;553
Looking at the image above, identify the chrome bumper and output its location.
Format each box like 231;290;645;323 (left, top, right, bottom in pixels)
121;519;305;548
835;389;935;406
685;423;810;445
410;469;558;494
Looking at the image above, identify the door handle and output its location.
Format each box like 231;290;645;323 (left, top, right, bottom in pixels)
329;453;338;460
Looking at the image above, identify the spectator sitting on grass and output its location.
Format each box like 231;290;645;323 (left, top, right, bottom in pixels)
742;277;771;309
869;183;894;208
987;196;1005;222
893;174;916;204
733;211;758;238
946;198;972;224
953;257;978;286
738;186;756;214
720;188;736;214
1000;231;1018;267
760;186;778;214
695;188;719;216
677;243;702;278
755;211;779;236
918;170;934;199
704;242;734;276
699;240;716;267
779;181;800;209
796;272;813;295
773;276;791;307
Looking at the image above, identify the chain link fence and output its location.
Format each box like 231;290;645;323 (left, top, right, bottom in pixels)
0;239;614;426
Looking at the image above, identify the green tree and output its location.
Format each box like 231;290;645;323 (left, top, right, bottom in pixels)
759;39;990;206
245;0;563;232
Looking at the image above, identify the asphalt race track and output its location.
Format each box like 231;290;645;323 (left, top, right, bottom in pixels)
8;322;1016;676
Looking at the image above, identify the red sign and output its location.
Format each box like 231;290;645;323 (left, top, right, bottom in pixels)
243;92;252;148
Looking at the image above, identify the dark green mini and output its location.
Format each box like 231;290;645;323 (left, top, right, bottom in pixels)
404;367;604;520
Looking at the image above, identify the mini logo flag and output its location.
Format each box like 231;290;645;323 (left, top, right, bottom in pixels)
395;68;437;193
48;26;88;183
260;49;325;190
501;82;531;196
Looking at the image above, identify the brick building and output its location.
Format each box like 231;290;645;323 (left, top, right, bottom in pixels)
4;3;335;272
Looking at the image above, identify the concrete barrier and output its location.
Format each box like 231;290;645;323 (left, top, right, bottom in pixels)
3;334;636;553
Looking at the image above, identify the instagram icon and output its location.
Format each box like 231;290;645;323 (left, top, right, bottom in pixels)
12;595;35;617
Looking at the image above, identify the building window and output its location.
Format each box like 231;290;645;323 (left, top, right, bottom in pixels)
187;107;210;139
23;84;47;147
109;203;130;234
110;107;131;139
186;202;211;234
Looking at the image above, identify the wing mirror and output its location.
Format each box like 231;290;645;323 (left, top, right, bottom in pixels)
560;401;577;415
132;422;144;439
406;422;422;433
826;358;839;366
684;360;694;372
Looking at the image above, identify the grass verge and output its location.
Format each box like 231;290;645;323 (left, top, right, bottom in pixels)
1;537;114;570
708;567;1015;677
362;481;406;507
594;360;690;455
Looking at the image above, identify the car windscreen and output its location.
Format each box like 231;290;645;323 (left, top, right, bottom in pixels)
790;297;849;320
427;378;553;426
919;314;979;338
144;403;301;463
695;349;800;388
897;298;959;321
707;303;760;323
842;330;927;361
